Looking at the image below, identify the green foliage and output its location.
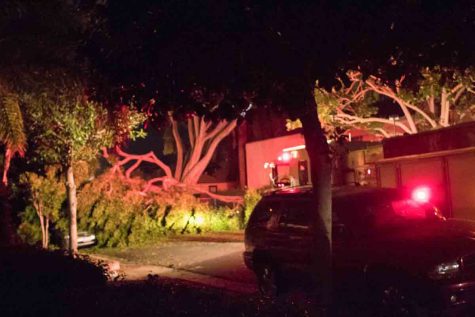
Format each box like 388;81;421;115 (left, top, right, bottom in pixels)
17;205;42;245
74;173;243;247
0;92;26;154
243;189;262;223
17;166;66;246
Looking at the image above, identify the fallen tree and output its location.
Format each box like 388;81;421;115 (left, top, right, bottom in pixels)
109;112;242;204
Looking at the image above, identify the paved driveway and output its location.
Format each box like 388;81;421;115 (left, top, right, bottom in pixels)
91;241;257;293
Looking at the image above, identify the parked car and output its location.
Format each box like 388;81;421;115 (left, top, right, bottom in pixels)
63;231;96;248
244;186;475;315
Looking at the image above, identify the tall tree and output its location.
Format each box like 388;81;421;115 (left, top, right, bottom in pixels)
18;71;143;254
0;89;26;185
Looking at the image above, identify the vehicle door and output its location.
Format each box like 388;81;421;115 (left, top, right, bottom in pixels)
273;198;314;272
332;196;375;273
246;198;282;253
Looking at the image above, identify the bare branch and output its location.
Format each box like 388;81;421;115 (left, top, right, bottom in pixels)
374;128;391;138
204;120;227;141
193;115;200;140
169;113;184;180
335;113;413;134
187;118;195;146
125;159;142;179
115;147;173;178
182;119;237;184
366;77;430;131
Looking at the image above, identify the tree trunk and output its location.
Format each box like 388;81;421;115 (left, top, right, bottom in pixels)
38;207;46;248
300;101;332;312
65;163;78;255
237;121;248;188
45;216;49;249
2;147;12;186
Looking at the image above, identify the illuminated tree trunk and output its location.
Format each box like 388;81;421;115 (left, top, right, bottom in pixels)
65;162;78;255
1;148;11;186
33;197;49;249
300;100;332;310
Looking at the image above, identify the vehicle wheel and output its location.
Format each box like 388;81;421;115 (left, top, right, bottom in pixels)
256;262;280;298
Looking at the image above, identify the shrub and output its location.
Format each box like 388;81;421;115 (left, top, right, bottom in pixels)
243;189;262;224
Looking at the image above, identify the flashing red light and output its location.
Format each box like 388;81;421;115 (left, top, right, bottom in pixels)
412;186;431;203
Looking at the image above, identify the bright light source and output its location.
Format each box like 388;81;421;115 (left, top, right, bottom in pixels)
283;145;305;152
412;186;431;203
367;168;372;175
281;152;291;162
291;150;298;158
264;162;269;169
195;215;205;226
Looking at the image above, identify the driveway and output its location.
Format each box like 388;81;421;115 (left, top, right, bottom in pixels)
90;240;257;294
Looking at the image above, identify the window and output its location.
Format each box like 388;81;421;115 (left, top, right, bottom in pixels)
279;200;311;227
249;199;280;226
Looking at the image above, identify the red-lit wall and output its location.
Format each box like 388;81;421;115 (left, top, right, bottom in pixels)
245;133;306;189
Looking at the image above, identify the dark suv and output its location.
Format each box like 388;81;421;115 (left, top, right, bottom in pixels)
244;186;475;315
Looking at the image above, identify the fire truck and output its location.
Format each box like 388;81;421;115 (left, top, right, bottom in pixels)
375;122;475;220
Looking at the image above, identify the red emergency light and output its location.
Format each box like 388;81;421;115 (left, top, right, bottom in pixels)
412;186;431;203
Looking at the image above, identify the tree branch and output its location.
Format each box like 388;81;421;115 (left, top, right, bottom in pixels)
335;113;413;134
187;118;195;146
115;147;173;178
366;77;432;132
169;113;184;180
182;119;237;184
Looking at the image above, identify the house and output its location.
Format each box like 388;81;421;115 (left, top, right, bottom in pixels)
244;131;383;189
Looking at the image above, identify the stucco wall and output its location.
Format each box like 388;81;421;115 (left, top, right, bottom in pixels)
245;133;305;189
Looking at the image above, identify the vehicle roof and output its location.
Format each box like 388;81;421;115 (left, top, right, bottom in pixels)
262;185;400;199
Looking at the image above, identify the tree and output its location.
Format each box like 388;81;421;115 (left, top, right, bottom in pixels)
19;72;143;254
0;0;138;253
0;89;26;186
113;111;241;203
20;166;65;249
315;67;475;137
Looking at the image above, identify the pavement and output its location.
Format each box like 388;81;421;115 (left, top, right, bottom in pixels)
87;235;258;294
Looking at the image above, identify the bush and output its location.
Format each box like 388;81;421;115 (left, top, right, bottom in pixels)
243;189;262;223
77;186;243;247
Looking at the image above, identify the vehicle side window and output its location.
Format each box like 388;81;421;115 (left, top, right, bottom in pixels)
279;200;311;227
248;199;280;227
333;197;374;237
